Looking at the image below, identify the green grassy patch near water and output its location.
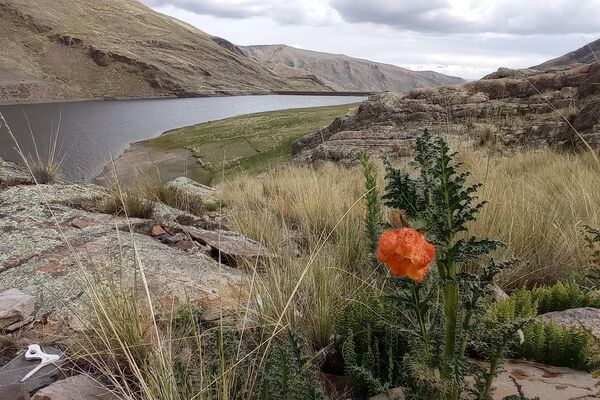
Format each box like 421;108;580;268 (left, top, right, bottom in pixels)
141;103;357;184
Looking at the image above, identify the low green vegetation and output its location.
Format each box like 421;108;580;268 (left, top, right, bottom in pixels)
489;279;600;371
142;103;357;184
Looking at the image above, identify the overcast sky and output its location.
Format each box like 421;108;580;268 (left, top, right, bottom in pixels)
140;0;600;80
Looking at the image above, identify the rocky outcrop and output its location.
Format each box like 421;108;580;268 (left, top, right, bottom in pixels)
292;64;600;164
0;161;272;327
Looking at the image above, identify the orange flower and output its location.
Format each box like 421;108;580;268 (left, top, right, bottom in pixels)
376;228;435;282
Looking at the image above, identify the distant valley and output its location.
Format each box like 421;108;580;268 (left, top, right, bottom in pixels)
242;44;466;92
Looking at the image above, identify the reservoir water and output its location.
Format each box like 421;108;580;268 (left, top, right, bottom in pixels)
0;95;365;182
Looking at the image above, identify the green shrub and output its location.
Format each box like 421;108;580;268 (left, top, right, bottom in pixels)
488;280;600;371
337;293;406;397
360;153;382;255
518;321;598;371
259;332;325;400
373;130;521;400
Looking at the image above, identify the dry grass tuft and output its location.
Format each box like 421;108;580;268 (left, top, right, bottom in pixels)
462;149;600;287
219;163;379;349
222;149;599;294
94;186;156;219
28;156;62;184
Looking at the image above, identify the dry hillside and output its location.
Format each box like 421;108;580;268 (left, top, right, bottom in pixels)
242;44;465;92
0;0;331;103
533;38;600;69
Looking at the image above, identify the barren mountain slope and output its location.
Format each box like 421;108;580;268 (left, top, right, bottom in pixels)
242;44;466;92
533;38;600;69
0;0;330;103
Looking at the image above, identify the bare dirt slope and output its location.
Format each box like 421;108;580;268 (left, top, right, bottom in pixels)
241;44;466;92
533;38;600;69
0;0;330;103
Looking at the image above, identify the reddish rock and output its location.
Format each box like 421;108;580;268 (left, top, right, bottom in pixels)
36;262;66;277
0;289;35;330
151;224;167;237
70;218;93;229
492;359;598;400
174;240;194;250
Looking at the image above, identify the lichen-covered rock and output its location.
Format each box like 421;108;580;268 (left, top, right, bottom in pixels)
0;177;251;326
539;307;600;339
0;159;33;187
292;63;600;165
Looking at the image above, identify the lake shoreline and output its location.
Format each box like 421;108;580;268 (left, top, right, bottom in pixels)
1;95;365;183
95;102;360;187
0;91;373;106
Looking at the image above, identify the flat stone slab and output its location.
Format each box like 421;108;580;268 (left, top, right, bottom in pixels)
32;374;118;400
0;347;61;393
493;359;598;400
0;383;30;399
184;226;278;264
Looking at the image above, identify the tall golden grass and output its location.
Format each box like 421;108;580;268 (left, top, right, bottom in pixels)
221;149;600;296
463;149;600;287
220;163;378;349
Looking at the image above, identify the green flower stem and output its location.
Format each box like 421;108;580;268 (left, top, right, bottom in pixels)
443;261;459;363
412;282;432;363
458;310;472;357
444;260;461;400
480;349;502;400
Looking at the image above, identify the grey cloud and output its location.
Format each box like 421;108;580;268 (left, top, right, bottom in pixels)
330;0;474;33
330;0;600;35
140;0;333;25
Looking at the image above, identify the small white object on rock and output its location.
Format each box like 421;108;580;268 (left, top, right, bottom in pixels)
31;374;118;400
0;289;35;330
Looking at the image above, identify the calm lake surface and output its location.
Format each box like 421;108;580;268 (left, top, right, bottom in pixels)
0;95;365;182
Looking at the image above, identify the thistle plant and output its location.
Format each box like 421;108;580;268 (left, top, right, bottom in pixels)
375;130;525;399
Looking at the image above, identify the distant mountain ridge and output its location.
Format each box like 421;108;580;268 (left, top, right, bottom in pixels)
533;38;600;69
0;0;331;103
241;44;466;92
